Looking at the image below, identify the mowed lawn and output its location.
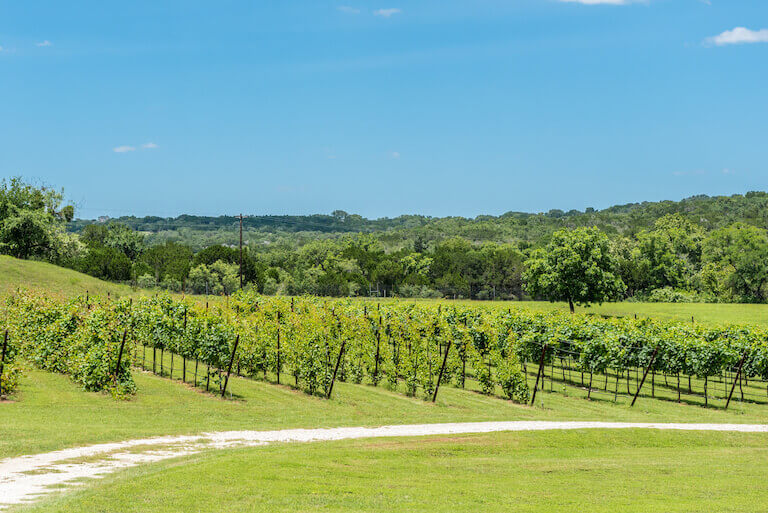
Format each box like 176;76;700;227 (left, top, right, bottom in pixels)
14;430;768;513
392;297;768;327
3;255;767;326
4;359;768;461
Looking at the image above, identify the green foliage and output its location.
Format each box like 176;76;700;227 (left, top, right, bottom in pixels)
4;292;135;398
524;227;626;312
0;323;22;396
140;241;193;283
188;260;239;295
0;178;74;260
703;223;768;302
75;247;132;281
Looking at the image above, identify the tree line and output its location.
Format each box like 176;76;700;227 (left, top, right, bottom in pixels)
3;178;768;304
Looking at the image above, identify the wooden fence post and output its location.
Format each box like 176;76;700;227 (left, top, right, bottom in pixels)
631;346;659;407
0;330;8;396
726;350;749;410
113;330;127;385
327;340;347;399
182;309;187;383
432;341;451;403
373;318;381;384
221;335;240;398
276;312;282;385
530;344;547;406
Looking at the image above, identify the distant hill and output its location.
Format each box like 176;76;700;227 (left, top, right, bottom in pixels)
69;192;768;249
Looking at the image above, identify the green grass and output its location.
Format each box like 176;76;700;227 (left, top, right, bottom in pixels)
3;255;767;326
15;429;768;513
383;297;768;327
3;353;768;461
0;255;134;299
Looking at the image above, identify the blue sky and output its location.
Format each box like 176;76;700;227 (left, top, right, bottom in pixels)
1;1;766;219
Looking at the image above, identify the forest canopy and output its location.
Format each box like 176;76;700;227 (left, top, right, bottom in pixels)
7;178;768;304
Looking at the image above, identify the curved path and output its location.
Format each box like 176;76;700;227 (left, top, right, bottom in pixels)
3;421;768;510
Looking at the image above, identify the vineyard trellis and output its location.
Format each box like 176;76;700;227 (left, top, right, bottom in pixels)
5;290;768;410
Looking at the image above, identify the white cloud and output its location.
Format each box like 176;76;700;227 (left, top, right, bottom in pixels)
113;145;136;153
390;151;400;159
337;6;360;14
374;8;401;17
706;27;768;46
0;46;3;52
559;0;633;4
141;142;159;149
722;168;736;175
36;40;52;47
673;169;706;177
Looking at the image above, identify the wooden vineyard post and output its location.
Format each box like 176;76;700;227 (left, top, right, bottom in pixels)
726;350;749;410
432;341;451;403
113;330;127;385
221;335;240;398
631;346;659;407
276;312;282;385
0;330;8;397
327;340;347;399
530;344;547;406
461;317;467;388
182;309;187;383
373;317;381;384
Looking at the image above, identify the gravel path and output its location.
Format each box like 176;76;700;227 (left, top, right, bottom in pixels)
2;421;768;510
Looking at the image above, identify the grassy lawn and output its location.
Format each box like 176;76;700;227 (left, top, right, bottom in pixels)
3;255;767;326
388;297;768;327
14;429;768;513
0;256;134;299
2;356;768;461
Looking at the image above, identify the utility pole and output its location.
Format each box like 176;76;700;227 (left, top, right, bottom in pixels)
238;213;244;289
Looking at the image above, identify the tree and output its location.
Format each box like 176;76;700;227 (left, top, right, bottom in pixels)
188;260;239;295
524;227;626;313
0;178;74;260
76;246;132;281
702;223;768;302
139;241;193;283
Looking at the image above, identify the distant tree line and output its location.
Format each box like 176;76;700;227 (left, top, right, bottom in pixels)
5;178;768;304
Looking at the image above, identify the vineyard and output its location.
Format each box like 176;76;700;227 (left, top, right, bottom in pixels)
3;290;768;408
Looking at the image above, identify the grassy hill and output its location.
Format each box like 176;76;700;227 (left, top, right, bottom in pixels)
0;256;134;299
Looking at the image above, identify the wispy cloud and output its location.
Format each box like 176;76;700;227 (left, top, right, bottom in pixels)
36;40;52;47
141;142;159;149
337;6;360;14
722;168;736;175
559;0;635;4
113;145;136;153
374;8;401;17
706;27;768;46
390;151;401;159
672;169;706;177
